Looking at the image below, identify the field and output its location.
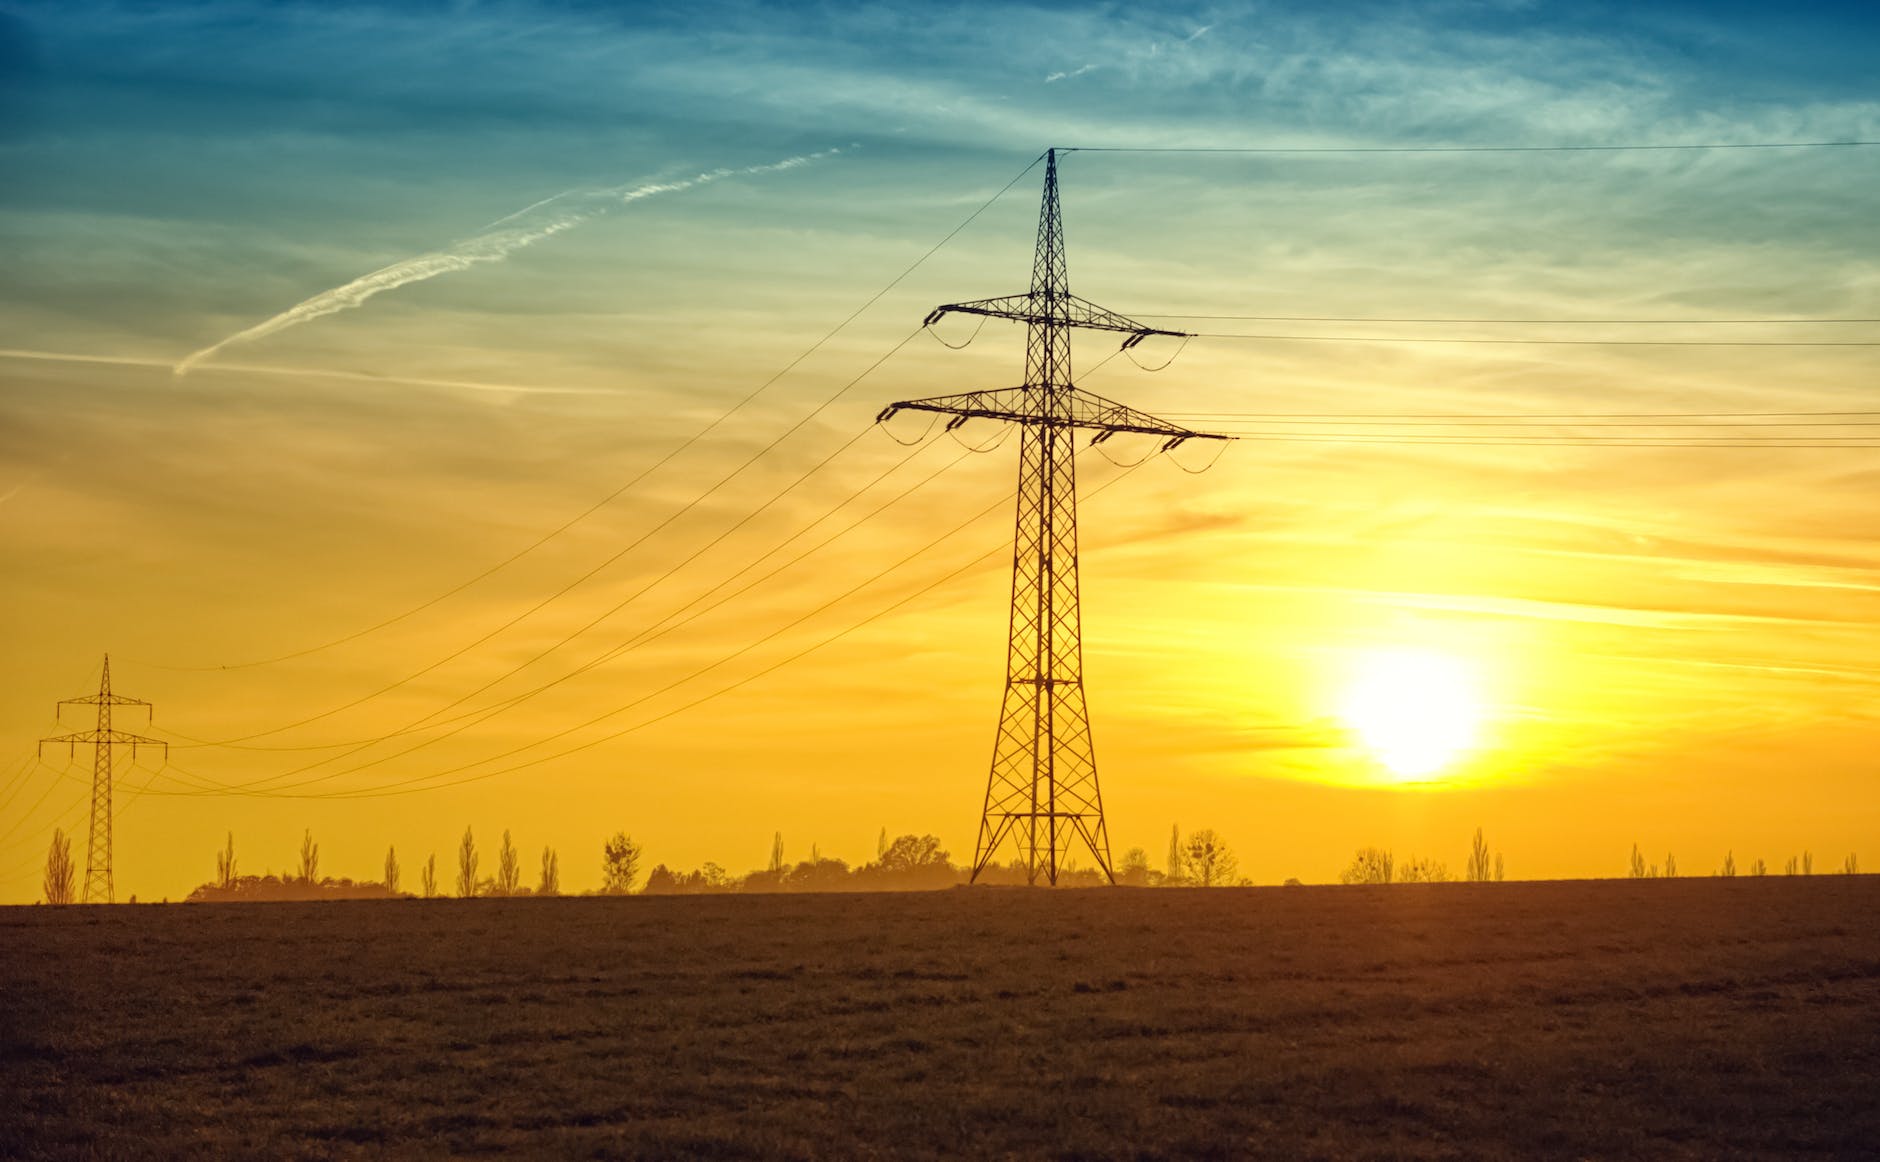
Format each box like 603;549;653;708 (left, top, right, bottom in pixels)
5;878;1879;1159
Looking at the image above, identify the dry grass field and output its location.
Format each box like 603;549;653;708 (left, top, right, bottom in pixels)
4;878;1878;1158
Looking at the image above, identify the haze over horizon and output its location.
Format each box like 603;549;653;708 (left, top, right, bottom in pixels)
2;0;1877;902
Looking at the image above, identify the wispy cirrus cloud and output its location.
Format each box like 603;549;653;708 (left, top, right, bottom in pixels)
174;148;846;375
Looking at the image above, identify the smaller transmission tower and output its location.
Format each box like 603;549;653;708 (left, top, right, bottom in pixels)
40;654;166;903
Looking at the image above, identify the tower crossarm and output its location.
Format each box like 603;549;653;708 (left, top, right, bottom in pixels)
879;385;1232;447
39;729;167;760
925;293;1190;348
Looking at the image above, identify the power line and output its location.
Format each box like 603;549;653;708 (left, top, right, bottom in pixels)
140;152;1049;674
1189;432;1880;448
1138;314;1880;325
1162;410;1880;420
151;434;995;797
157;472;1022;799
1191;332;1880;347
167;452;1155;803
189;424;945;793
1163;418;1880;429
180;326;927;749
1063;141;1880;154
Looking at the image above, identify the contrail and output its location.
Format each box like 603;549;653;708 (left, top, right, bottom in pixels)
175;148;846;376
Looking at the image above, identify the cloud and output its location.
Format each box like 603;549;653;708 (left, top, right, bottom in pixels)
1044;64;1095;84
173;148;846;375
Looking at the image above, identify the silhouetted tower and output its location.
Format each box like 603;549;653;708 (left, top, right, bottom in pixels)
879;149;1227;885
39;655;166;903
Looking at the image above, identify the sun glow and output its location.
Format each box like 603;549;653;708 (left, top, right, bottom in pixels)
1339;648;1484;780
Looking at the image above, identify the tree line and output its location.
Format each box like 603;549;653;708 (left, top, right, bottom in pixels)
32;820;1866;903
1627;843;1858;879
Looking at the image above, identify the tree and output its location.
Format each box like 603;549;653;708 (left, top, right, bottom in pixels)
457;827;479;898
879;833;948;871
1494;853;1505;882
1398;856;1449;883
1181;829;1238;887
1845;853;1860;875
383;845;400;894
642;863;677;894
216;832;237;889
538;846;560;896
1664;852;1678;879
602;832;642;895
1340;847;1394;885
782;856;851;891
44;829;75;905
494;829;521;896
1117;847;1151;887
1784;855;1799;876
1750;857;1767;877
1467;827;1492;883
769;831;785;875
1719;851;1736;878
1803;851;1814;875
1166;824;1183;884
420;853;438;898
298;829;320;885
1629;843;1647;879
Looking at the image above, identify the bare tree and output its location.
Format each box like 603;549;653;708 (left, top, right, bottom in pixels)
1844;853;1860;875
1629;843;1647;879
420;853;438;898
1166;824;1183;884
1664;852;1678;879
216;831;237;889
495;829;521;896
1341;847;1394;885
1803;850;1814;875
1784;855;1799;876
769;831;785;875
1398;856;1450;883
1719;851;1736;878
1180;829;1238;887
1466;827;1492;883
457;827;480;898
538;846;560;896
1750;857;1767;876
298;829;320;885
383;845;400;895
44;828;75;905
601;832;642;895
1117;846;1151;886
1494;852;1505;882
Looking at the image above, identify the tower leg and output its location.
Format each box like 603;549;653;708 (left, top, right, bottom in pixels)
971;415;1112;886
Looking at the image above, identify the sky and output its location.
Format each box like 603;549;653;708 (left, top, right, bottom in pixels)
2;0;1878;901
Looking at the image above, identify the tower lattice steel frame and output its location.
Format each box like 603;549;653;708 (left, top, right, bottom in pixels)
880;149;1228;885
40;654;166;903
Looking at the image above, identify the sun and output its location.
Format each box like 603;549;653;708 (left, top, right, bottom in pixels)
1338;648;1483;780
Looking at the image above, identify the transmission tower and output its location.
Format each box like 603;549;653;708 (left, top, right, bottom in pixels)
879;149;1228;885
39;654;166;903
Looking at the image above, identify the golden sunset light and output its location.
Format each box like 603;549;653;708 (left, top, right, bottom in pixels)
4;2;1879;1153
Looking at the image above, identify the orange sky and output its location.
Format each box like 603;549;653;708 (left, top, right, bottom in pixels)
3;3;1877;901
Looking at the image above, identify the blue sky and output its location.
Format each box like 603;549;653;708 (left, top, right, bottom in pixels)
1;0;1877;899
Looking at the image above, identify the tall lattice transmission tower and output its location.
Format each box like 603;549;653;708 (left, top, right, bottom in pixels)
40;654;166;903
879;149;1228;885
